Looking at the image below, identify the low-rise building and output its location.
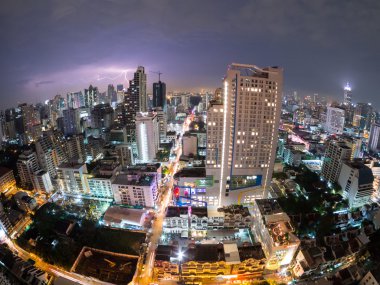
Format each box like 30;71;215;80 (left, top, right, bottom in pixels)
360;270;380;285
251;199;300;270
112;174;157;208
283;146;304;167
14;191;37;212
153;243;266;283
102;206;148;229
163;205;254;235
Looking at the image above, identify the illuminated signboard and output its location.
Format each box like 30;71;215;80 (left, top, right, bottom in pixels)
194;176;214;187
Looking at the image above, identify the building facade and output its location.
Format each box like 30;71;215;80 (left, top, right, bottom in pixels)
324;107;345;135
136;112;159;163
321;140;352;184
368;123;380;153
56;163;89;195
251;199;300;270
112;174;157;207
206;63;283;206
16;150;39;189
339;161;375;208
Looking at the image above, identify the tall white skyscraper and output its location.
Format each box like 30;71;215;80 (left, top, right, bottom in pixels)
136;112;159;163
206;63;283;206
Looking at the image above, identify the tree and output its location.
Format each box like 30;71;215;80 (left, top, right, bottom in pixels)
272;172;288;180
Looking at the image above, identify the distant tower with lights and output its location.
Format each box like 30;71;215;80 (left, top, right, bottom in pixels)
343;82;352;105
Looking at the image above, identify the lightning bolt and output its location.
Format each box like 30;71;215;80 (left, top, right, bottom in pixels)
97;70;129;81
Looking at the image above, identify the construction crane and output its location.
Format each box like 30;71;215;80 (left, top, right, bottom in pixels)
150;71;163;82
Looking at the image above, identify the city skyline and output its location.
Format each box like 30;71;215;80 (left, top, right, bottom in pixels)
2;1;380;284
1;0;380;109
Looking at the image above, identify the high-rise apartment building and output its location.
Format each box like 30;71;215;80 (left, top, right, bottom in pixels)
67;91;84;109
338;161;375;208
321;140;352;184
91;103;114;130
323;107;345;134
33;170;53;193
136;112;159;163
66;134;86;163
368;123;380;153
84;85;99;108
62;108;81;136
206;63;283;206
0;167;16;196
56;163;89;195
16;150;39;189
35;135;68;178
154;107;167;142
124;66;147;142
153;81;167;111
354;103;374;130
128;66;147;112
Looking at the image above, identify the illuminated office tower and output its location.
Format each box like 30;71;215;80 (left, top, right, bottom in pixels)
343;82;352;105
206;63;283;206
136;112;159;163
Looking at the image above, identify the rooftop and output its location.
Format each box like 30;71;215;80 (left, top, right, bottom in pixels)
73;247;138;284
57;162;86;170
223;243;240;264
103;206;147;227
184;244;224;262
238;244;266;261
113;174;155;187
255;199;283;216
174;167;206;178
344;161;374;185
125;163;161;173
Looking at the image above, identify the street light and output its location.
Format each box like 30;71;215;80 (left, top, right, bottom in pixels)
178;250;184;261
178;250;185;284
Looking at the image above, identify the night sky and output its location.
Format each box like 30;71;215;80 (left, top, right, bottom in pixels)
1;0;380;109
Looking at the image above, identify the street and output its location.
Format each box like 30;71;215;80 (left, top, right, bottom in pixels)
134;116;190;285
